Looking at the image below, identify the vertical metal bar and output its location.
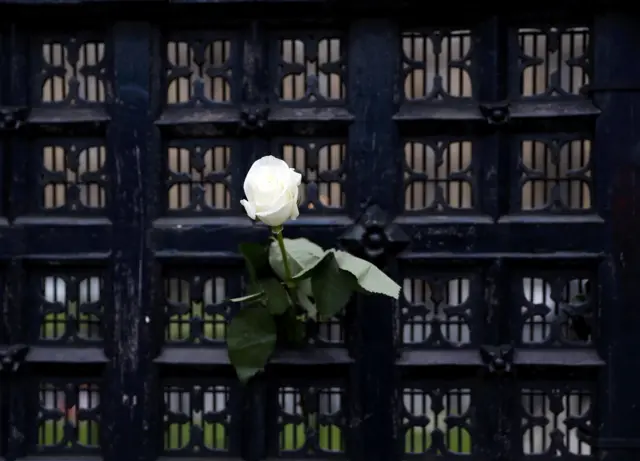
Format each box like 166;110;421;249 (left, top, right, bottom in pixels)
473;16;512;461
479;259;512;460
7;22;28;222
240;20;269;461
108;21;158;461
5;23;27;461
592;13;640;461
347;19;401;461
475;16;509;220
0;25;7;350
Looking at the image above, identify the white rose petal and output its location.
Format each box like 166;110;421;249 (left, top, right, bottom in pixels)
241;155;302;227
290;200;300;220
256;202;295;227
240;199;256;219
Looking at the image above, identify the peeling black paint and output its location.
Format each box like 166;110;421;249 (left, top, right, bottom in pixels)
107;22;157;461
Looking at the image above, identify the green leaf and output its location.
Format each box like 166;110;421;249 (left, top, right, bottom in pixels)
259;278;292;315
334;250;401;300
269;238;326;279
278;311;307;346
292;251;333;281
311;253;354;320
239;243;269;283
229;292;264;303
296;279;317;319
226;306;277;384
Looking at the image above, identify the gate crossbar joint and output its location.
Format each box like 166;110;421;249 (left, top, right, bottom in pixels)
479;344;514;374
0;106;29;131
0;344;29;373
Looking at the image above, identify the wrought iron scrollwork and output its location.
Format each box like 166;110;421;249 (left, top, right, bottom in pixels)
239;105;269;132
479;101;510;126
480;345;514;374
339;204;409;260
0;106;29;131
0;344;29;373
576;420;593;445
557;280;593;341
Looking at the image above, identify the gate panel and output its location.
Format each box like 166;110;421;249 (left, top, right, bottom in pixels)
395;20;497;460
0;5;638;461
0;19;115;461
501;18;599;461
393;14;601;461
151;16;359;461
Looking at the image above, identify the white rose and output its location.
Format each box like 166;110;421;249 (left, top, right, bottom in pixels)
240;155;302;227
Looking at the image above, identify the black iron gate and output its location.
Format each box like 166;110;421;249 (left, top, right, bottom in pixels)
0;2;639;461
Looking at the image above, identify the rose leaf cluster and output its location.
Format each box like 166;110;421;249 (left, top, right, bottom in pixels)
225;155;401;384
226;238;401;384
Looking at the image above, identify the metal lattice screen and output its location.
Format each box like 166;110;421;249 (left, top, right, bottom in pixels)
0;11;607;461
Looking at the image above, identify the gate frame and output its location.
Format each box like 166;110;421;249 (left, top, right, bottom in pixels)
0;3;638;461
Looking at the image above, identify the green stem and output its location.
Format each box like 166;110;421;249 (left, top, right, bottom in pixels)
272;226;294;288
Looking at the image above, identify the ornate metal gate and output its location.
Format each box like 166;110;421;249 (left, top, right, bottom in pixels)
0;2;638;461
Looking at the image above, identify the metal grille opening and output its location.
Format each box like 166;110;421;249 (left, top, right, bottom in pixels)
39;275;103;342
37;382;100;452
404;140;474;211
520;139;592;211
164;273;342;345
278;37;345;102
314;318;343;344
521;276;592;345
518;27;590;97
165;276;234;343
42;142;108;212
40;38;106;104
166;38;232;104
278;386;344;455
166;142;232;212
276;141;346;211
402;387;472;454
402;30;472;100
521;388;592;456
164;384;230;454
402;277;472;346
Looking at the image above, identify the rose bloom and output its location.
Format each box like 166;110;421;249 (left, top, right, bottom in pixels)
240;155;302;227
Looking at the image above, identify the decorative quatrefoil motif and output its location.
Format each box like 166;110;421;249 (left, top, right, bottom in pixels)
340;204;409;260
